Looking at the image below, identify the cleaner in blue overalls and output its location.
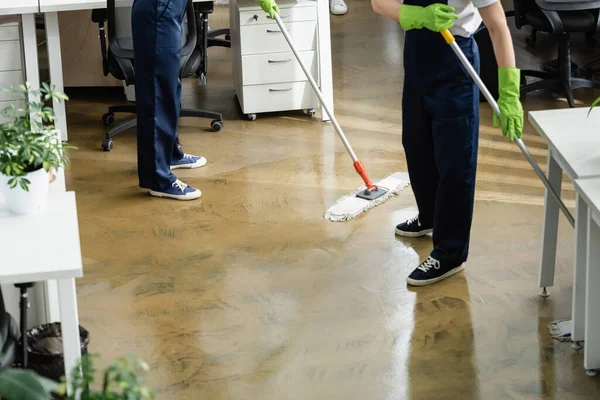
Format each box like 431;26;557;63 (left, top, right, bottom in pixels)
131;0;278;201
371;0;524;285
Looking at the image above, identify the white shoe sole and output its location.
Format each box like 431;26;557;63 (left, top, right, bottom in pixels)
406;264;465;287
395;227;433;238
149;189;202;200
170;157;207;170
330;8;347;15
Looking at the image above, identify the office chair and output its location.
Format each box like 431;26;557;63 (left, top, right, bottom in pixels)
514;0;600;107
92;0;223;152
193;1;231;51
0;287;19;370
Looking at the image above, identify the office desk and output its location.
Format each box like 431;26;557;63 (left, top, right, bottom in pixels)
0;191;83;394
573;177;600;376
529;107;600;348
37;0;333;128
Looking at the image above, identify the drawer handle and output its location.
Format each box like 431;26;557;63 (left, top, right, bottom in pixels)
269;88;292;92
268;59;292;64
266;29;289;33
267;13;291;19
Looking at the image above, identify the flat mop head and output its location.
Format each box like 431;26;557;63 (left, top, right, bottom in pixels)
324;172;410;222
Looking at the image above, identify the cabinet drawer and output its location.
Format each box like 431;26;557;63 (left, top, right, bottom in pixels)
242;51;317;85
0;71;24;100
0;26;20;42
241;81;318;114
239;6;316;26
241;21;316;55
0;41;22;71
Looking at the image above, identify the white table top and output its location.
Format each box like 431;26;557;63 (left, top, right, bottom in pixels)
529;107;600;180
39;0;204;12
0;191;83;284
0;0;39;15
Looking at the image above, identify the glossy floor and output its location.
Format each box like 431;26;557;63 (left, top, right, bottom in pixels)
64;2;600;399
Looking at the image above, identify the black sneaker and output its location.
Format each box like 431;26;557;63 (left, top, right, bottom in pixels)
395;215;433;238
406;257;464;286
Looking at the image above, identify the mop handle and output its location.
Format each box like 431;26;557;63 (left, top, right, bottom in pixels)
440;30;575;227
273;13;358;163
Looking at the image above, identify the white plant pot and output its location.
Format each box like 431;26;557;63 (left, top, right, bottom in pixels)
0;168;50;215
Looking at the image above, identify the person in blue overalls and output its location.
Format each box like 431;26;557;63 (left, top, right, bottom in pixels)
132;0;278;201
371;0;524;285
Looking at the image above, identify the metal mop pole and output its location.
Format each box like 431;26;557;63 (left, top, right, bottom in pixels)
440;30;575;227
273;12;380;193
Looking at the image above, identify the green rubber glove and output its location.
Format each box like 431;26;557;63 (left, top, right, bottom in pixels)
398;4;459;32
494;67;524;141
256;0;279;18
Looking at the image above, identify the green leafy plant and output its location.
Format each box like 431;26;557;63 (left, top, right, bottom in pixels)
0;82;74;191
589;96;600;117
56;354;154;400
0;367;57;400
0;354;153;400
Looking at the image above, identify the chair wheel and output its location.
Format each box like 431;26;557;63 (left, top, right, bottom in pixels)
248;114;257;121
102;113;115;126
102;139;114;152
211;120;223;132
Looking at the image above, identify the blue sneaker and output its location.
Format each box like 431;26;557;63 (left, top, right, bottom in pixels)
171;154;207;170
407;257;464;286
395;215;433;238
149;179;202;201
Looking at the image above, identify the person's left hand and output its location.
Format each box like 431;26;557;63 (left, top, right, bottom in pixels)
493;67;524;141
256;0;280;18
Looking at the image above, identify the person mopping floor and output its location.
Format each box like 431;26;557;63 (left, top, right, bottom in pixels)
371;0;524;286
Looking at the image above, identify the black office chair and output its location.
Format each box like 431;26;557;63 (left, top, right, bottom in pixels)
92;0;223;152
514;0;600;107
193;1;231;52
0;287;19;371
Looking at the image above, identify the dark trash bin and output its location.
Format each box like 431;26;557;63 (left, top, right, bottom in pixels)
24;322;90;382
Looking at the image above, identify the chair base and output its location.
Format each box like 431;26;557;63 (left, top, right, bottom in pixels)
101;105;223;152
520;33;600;108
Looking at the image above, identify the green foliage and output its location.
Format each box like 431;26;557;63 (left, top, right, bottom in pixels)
56;354;154;400
0;368;57;400
0;82;75;191
589;96;600;117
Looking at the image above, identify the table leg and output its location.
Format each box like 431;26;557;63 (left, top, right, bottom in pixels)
21;14;40;105
58;278;81;395
316;0;333;122
585;212;600;376
539;151;563;296
44;12;68;141
572;194;588;348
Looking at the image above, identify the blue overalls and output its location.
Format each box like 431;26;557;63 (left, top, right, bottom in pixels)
132;0;186;191
402;0;480;267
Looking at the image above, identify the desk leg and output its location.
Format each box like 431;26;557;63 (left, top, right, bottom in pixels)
21;14;40;101
44;12;68;142
316;0;333;122
585;212;600;376
539;151;562;296
572;194;588;347
58;278;81;395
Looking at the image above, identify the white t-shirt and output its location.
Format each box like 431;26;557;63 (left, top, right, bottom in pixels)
448;0;498;37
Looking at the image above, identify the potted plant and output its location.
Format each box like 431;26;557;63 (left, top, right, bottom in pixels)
0;354;154;400
0;83;73;215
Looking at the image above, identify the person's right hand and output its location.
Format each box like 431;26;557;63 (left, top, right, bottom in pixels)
398;4;458;32
256;0;280;19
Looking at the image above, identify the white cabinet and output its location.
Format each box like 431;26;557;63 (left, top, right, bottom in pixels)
231;0;319;120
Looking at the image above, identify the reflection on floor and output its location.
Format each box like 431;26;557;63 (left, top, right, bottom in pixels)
63;1;600;399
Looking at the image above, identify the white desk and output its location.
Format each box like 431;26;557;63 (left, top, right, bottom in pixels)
0;191;83;394
573;178;600;376
529;107;600;348
37;0;333;125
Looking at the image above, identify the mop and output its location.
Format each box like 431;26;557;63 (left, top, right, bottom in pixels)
440;30;575;227
273;13;410;222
